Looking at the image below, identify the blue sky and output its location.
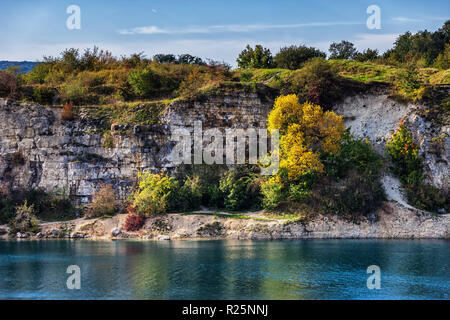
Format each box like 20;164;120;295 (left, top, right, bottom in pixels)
0;0;448;66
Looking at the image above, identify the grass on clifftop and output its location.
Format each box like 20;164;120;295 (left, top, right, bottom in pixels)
2;49;448;127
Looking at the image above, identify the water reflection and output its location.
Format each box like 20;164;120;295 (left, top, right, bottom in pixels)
0;239;448;299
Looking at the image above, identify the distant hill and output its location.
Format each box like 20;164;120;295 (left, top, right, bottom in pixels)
0;61;38;73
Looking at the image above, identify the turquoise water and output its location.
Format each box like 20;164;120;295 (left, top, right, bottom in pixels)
0;239;448;300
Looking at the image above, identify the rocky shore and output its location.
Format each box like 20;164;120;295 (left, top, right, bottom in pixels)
1;201;448;241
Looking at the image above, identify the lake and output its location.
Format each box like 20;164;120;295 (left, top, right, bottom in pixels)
0;239;448;299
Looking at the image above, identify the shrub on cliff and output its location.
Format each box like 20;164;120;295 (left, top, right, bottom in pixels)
61;101;75;120
387;120;449;212
386;120;422;179
287;58;343;109
86;184;118;218
8;200;40;234
128;68;161;97
394;65;426;101
310;131;384;219
32;86;55;105
178;176;203;211
178;68;208;99
267;94;345;181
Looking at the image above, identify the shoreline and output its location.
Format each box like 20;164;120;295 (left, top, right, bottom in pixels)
1;201;448;241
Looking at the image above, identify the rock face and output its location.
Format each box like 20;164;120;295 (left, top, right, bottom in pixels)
0;93;272;200
334;93;449;189
0;91;448;239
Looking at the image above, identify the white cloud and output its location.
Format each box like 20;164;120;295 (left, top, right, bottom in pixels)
352;33;399;52
118;21;363;35
392;17;424;23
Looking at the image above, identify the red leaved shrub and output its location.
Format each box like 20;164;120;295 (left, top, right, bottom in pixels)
124;213;146;231
62;101;75;120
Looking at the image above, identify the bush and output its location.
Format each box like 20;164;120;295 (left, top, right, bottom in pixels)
287;172;316;203
261;176;284;210
86;184;117;217
239;71;254;82
287;58;342;108
394;65;425;101
61;101;75;121
311;130;384;218
323;129;382;179
405;182;448;212
173;164;226;208
274;45;326;70
311;170;385;219
0;187;76;223
0;184;14;224
219;166;262;211
178;176;202;211
0;70;17;97
26;62;51;84
128;68;161;97
386;120;422;179
63;79;85;104
8;200;40;234
124;213;146;231
178;68;208;99
434;43;450;69
32;86;55;104
131;171;200;215
386;120;449;212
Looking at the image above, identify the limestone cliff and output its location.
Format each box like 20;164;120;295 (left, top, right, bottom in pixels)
0;93;272;202
1;91;449;239
334;92;449;189
0;90;448;205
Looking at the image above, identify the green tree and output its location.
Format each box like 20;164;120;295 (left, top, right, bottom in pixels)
354;49;380;62
237;45;274;69
274;45;326;70
329;41;357;59
153;54;177;64
434;43;450;69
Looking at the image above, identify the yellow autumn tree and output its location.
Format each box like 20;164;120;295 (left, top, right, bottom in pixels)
267;94;344;181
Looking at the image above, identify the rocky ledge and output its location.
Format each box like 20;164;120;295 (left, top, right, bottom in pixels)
1;201;448;240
